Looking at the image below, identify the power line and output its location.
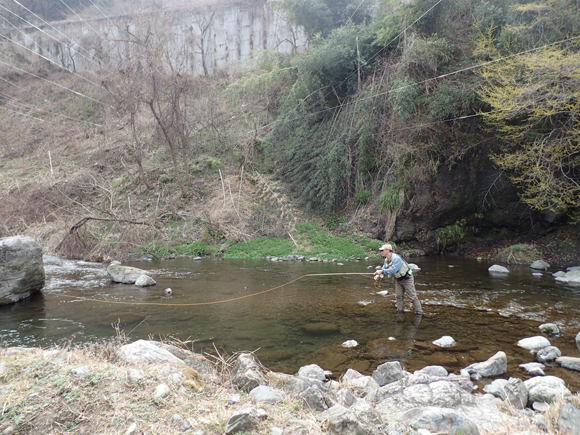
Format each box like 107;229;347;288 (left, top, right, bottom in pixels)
0;104;59;126
0;87;103;126
0;21;108;91
58;0;109;42
256;34;580;135
0;58;105;106
0;2;112;74
9;0;111;73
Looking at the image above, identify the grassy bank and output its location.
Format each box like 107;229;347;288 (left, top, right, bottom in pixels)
143;222;384;262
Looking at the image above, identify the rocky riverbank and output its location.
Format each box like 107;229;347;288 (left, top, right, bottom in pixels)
1;339;579;435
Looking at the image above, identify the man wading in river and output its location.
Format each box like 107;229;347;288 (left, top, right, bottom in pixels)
374;244;423;317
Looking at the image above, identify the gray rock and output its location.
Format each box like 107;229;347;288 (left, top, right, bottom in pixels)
539;323;559;334
154;383;171;399
536;346;561;363
415;366;448;377
225;407;264;435
346;375;380;398
524;376;571;405
249;385;283;403
532;401;550;412
169;414;183;425
227;394;241;405
230;353;267;393
117;340;185;365
504;378;528;410
372;361;403;386
0;236;45;306
463;351;507;378
350;400;381;426
531;260;550;270
297;364;326;382
335;389;356;407
556;356;580;371
488;265;509;274
70;367;90;377
577;331;580;352
558;403;580;435
433;336;456;347
553;271;567;277
268;372;327;395
400;406;480;435
134;274;156;287
106;264;152;284
517;336;551;351
125;423;137;435
271;427;284;435
325;404;380;435
300;385;328;411
342;368;364;382
482;379;508;399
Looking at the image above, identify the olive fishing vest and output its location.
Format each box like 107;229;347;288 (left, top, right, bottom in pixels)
384;254;411;279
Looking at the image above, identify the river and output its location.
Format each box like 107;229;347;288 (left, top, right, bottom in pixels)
1;255;579;392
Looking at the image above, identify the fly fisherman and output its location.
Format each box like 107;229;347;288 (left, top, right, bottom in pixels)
374;243;423;317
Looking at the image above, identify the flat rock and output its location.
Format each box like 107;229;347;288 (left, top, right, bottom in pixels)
555;356;580;371
530;260;550;270
488;265;509;274
117;340;185;365
517;336;551;351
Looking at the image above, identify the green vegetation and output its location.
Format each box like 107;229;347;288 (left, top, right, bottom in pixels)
147;223;383;261
435;219;466;252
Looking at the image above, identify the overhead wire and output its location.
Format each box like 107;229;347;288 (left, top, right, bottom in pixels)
0;21;108;91
58;0;110;42
0;2;113;74
0;58;105;106
252;34;580;136
0;104;59;125
0;87;103;126
9;0;112;73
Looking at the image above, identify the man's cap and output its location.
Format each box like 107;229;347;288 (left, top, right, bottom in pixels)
379;243;393;251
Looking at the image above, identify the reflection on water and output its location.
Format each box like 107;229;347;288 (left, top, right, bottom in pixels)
1;255;579;391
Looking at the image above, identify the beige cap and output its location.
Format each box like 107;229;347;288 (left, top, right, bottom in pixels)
379;243;393;251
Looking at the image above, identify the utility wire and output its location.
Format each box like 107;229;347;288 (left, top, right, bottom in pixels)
255;34;580;135
0;21;108;91
58;0;108;42
0;58;105;106
0;104;59;125
0;3;112;74
9;0;110;72
0;88;103;126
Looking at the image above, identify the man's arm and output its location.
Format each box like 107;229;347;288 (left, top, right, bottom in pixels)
381;255;403;277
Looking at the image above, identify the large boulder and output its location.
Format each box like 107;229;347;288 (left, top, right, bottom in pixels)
524;376;571;405
0;236;45;305
116;340;186;365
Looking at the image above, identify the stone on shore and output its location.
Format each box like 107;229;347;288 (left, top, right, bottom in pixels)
399;406;480;435
372;361;403;386
225;407;266;435
0;236;45;306
524;376;571;405
117;340;185;365
230;353;267;393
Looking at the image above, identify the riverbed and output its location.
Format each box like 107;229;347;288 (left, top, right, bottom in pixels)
1;255;579;391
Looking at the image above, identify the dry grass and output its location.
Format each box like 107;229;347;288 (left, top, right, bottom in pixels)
0;341;325;435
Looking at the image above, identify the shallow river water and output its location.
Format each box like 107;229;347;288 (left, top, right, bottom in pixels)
1;255;579;392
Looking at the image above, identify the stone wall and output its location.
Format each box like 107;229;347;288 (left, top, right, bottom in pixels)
7;0;307;76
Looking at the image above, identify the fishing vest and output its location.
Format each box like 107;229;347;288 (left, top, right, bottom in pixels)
384;254;411;279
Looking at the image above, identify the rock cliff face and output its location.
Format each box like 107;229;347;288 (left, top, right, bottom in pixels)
370;150;563;252
0;236;45;306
